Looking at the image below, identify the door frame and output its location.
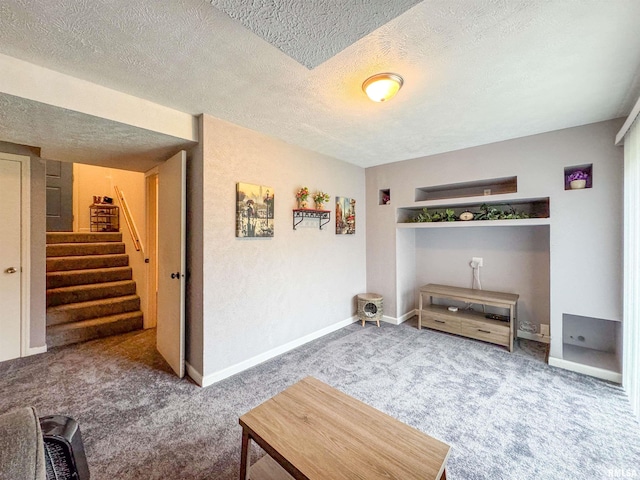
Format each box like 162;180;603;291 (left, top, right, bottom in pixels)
0;152;31;357
145;166;159;329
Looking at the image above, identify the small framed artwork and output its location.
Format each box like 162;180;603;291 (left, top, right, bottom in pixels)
336;197;356;235
236;182;274;237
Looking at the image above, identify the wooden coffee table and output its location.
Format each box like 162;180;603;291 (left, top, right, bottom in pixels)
239;377;450;480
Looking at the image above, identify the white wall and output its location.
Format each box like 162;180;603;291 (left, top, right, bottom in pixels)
190;114;366;385
366;119;624;361
73;163;148;322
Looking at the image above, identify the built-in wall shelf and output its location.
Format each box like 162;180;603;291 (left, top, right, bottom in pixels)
562;344;620;373
415;176;517;202
564;164;593;190
397;197;550;225
397;218;550;229
552;313;622;383
379;189;391;205
292;209;331;230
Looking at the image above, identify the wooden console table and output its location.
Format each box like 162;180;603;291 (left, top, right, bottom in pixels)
239;376;450;480
419;284;519;352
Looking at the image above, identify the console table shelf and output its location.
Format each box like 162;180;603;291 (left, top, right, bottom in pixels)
419;284;519;352
293;209;331;230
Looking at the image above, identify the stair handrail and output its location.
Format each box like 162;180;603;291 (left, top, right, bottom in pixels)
114;185;145;257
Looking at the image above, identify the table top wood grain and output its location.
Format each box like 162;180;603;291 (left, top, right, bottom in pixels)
239;376;450;480
421;283;519;305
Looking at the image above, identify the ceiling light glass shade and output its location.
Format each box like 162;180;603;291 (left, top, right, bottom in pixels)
362;73;404;102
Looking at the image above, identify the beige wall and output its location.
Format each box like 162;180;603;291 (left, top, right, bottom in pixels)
190;114;367;384
73;163;148;322
365;119;624;362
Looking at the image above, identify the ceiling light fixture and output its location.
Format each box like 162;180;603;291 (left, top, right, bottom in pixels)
362;73;404;102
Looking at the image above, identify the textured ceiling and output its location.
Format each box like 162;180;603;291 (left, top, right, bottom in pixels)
0;93;195;172
0;0;639;169
207;0;421;69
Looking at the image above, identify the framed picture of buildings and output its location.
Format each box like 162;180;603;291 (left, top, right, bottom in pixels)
236;182;274;237
336;196;355;235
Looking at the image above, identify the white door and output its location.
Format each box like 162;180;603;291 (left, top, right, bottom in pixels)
0;157;23;362
156;151;186;377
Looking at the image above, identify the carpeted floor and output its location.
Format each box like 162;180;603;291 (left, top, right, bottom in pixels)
1;318;639;479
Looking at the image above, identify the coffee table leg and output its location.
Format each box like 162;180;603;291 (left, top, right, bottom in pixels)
240;430;250;480
440;468;447;480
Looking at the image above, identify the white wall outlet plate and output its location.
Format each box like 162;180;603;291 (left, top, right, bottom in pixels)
540;324;550;336
472;257;483;267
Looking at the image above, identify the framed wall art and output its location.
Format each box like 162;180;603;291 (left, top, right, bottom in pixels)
335;196;355;235
236;182;274;237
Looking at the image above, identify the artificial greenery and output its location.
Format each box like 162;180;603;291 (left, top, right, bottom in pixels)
412;208;456;222
411;204;529;223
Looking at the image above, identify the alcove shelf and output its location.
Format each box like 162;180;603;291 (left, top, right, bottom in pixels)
397;217;550;229
396;197;550;226
550;313;622;383
415;176;517;202
292;209;331;230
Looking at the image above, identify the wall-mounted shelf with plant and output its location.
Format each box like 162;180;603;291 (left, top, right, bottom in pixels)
564;164;592;190
312;191;330;210
396;197;550;228
379;189;391;205
295;186;310;209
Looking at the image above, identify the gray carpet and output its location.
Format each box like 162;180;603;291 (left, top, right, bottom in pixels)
1;318;639;479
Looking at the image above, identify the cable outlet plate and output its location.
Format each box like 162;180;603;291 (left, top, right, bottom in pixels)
472;257;483;267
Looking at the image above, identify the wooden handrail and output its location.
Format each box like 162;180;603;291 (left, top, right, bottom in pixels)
114;185;144;256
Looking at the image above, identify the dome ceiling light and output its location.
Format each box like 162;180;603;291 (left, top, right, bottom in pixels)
362;73;404;102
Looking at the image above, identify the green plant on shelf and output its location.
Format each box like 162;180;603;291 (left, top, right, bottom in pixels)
411;204;529;223
474;204;529;221
411;208;456;222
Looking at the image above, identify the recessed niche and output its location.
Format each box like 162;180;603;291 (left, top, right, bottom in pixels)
397;197;550;224
562;313;621;375
379;189;391;205
564;164;593;190
415;176;517;202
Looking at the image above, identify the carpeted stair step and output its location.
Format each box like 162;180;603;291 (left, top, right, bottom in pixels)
47;254;129;272
47;280;137;307
46;311;144;348
46;232;123;244
47;266;132;289
47;294;140;326
47;242;126;257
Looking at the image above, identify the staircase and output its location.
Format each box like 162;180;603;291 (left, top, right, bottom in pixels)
46;232;143;348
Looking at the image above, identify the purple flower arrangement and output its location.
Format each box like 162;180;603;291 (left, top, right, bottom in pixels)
568;170;589;182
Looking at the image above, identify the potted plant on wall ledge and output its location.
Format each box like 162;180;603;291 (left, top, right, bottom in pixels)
568;170;589;189
313;191;330;210
296;187;309;209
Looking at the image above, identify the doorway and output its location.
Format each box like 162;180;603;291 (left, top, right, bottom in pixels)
46;159;73;232
44;153;185;378
0;152;30;362
145;170;158;329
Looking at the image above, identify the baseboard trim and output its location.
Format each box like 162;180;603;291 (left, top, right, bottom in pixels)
185;361;203;387
200;316;359;388
382;309;416;325
548;356;622;383
26;345;47;356
517;330;551;344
